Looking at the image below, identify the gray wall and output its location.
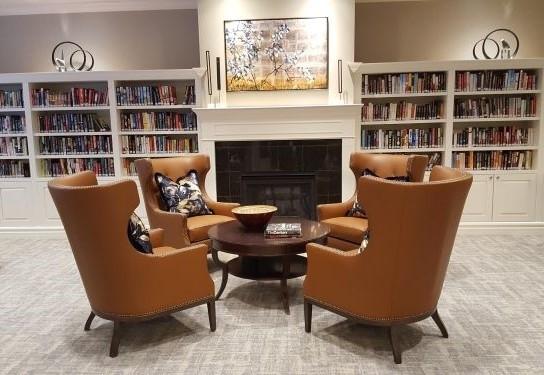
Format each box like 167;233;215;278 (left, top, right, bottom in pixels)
355;0;544;63
0;10;200;73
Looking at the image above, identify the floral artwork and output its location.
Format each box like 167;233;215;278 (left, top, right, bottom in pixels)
224;17;328;92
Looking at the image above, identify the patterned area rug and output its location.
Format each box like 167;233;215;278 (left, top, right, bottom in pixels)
1;235;543;374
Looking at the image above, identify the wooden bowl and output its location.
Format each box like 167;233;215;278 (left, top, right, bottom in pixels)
231;205;278;231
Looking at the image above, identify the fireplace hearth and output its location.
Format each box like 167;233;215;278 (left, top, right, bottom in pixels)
215;140;341;219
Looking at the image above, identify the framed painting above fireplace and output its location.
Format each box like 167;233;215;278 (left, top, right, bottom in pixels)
224;17;329;92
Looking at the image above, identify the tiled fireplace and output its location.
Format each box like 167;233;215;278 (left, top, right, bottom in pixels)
215;140;342;219
193;104;361;206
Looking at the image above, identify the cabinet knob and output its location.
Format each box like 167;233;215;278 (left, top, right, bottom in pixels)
496;176;500;180
488;176;492;180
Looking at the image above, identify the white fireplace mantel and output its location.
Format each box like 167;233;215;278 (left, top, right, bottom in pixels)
193;104;361;200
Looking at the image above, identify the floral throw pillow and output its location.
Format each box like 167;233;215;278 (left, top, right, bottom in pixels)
155;170;213;217
345;168;410;218
127;212;152;254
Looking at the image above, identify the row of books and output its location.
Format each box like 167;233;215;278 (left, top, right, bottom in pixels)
38;113;110;133
452;126;535;147
0;160;30;178
37;136;113;155
116;85;195;106
454;96;537;119
452;150;532;170
361;101;444;122
264;223;302;238
455;70;537;92
361;128;443;150
0;115;25;133
120;111;197;132
0;89;23;107
362;72;447;95
122;159;138;176
0;137;28;156
32;88;109;107
120;135;198;154
40;158;115;177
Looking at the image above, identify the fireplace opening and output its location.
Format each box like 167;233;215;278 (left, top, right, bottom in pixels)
241;172;317;219
215;139;341;219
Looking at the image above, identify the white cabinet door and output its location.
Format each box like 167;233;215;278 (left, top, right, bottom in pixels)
461;174;494;222
0;182;35;227
492;174;537;222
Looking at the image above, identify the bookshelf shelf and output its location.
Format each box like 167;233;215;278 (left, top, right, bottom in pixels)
34;132;112;137
118;130;198;135
35;154;114;159
31;106;111;112
116;105;195;110
451;145;537;152
361;119;445;126
0;155;29;160
453;117;539;123
454;89;541;96
0;107;25;113
360;92;447;99
120;152;198;158
361;147;445;154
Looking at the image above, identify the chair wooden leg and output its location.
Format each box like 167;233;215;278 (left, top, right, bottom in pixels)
387;326;402;364
431;310;449;338
84;311;95;331
304;300;312;333
207;301;217;332
109;321;121;358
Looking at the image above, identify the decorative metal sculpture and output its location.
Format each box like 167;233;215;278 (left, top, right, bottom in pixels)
51;41;95;72
473;28;519;60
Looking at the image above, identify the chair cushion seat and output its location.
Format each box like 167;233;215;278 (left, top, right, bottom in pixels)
321;216;368;244
187;215;235;242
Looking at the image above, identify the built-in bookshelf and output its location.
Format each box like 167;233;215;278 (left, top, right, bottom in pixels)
114;78;199;176
351;59;544;222
0;70;202;181
0;83;30;178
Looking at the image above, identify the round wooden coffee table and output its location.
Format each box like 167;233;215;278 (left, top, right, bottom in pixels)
208;216;330;314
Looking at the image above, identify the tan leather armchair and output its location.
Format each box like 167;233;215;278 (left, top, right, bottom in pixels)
317;153;428;250
304;166;472;364
48;171;216;357
135;155;239;249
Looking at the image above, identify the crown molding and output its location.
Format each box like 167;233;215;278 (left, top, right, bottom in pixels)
0;0;198;16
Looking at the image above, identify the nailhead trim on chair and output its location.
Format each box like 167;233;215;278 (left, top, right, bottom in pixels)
93;295;214;319
305;296;434;322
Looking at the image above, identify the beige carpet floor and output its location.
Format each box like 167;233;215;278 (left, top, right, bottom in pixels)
1;234;544;374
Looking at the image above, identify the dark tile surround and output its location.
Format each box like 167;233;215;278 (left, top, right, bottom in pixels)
215;140;342;219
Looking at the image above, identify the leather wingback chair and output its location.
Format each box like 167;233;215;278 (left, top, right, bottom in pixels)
304;166;472;364
317;153;428;250
135;155;239;249
48;171;216;357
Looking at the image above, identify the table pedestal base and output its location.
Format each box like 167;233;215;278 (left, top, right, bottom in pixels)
212;252;307;314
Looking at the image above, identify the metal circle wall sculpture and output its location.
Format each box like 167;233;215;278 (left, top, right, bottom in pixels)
51;41;95;72
473;28;519;60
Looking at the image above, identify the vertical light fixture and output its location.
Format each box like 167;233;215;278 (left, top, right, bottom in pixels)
337;59;343;102
205;51;213;105
216;57;222;105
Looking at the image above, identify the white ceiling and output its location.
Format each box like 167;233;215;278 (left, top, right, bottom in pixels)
0;0;432;16
0;0;198;16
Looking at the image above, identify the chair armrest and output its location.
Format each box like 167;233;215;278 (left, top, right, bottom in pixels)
148;208;191;248
317;197;355;221
303;243;361;308
205;199;240;218
148;228;164;248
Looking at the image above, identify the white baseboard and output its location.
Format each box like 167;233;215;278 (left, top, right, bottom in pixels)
458;222;544;235
1;222;544;239
0;226;67;239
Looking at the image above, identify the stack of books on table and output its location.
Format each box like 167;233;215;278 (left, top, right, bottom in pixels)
264;223;302;239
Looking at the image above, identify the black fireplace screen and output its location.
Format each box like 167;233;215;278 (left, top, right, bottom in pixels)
241;173;317;219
